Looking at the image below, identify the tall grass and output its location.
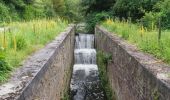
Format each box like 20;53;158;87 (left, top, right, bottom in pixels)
101;19;170;64
0;18;68;83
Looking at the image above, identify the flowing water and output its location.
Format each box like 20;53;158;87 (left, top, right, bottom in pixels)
70;33;106;100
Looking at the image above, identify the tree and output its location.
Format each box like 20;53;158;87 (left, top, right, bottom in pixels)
112;0;159;21
113;0;141;20
0;3;10;22
52;0;65;15
64;0;82;22
81;0;115;32
81;0;115;16
155;0;170;28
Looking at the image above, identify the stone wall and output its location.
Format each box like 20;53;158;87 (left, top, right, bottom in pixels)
95;26;170;100
0;25;75;100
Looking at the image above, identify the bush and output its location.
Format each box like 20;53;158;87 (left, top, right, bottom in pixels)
16;35;27;50
149;0;170;29
22;5;35;20
0;49;11;83
81;0;115;33
102;19;170;64
0;50;11;73
0;54;10;72
22;5;45;20
141;12;160;30
0;3;11;23
158;0;170;29
44;5;56;18
85;12;110;33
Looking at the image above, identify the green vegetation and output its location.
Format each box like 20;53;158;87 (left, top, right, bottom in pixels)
0;0;82;23
152;88;160;100
61;92;70;100
0;18;68;83
97;51;116;100
102;19;170;64
79;0;170;66
81;0;115;32
0;51;11;82
0;0;82;83
0;0;170;96
112;0;159;21
81;0;170;33
0;0;81;84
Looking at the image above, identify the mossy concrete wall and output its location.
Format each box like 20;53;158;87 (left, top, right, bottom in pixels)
0;25;75;100
95;26;170;100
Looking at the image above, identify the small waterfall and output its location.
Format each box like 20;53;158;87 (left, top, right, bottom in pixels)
70;34;105;100
75;34;94;49
74;49;96;64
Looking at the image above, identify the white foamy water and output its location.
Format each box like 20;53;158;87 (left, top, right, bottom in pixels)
75;34;94;49
70;33;105;100
73;64;98;76
74;49;96;64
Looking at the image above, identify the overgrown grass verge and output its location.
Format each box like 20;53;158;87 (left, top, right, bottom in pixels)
101;19;170;64
97;51;117;100
0;18;68;83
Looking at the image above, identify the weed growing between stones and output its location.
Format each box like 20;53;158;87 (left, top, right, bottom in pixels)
61;91;70;100
97;51;117;100
61;67;73;100
152;88;160;100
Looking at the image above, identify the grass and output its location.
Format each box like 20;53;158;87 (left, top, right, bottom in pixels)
101;19;170;64
0;18;68;83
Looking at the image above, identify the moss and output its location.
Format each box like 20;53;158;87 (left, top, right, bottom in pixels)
152;88;160;100
61;91;70;100
167;73;170;78
152;89;160;100
97;51;117;100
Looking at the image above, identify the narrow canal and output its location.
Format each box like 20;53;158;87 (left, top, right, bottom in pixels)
70;33;106;100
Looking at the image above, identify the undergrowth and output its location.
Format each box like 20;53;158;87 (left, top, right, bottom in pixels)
102;19;170;64
0;18;68;83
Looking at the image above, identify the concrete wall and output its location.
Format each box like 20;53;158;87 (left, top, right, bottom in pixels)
0;25;75;100
19;25;75;100
95;26;170;100
17;25;75;100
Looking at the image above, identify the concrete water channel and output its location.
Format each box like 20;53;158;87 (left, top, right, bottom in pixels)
70;33;106;100
1;25;170;100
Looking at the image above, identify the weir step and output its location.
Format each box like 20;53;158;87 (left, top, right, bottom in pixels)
70;33;106;100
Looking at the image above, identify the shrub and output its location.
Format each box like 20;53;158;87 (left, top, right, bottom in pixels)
0;53;10;72
22;5;35;20
102;19;170;64
0;19;68;83
85;12;110;33
0;49;11;73
23;5;46;20
151;0;170;29
16;35;27;50
141;12;159;30
0;3;10;23
0;48;11;83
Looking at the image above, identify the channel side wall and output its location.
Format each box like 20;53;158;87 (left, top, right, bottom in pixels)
0;25;75;100
95;26;170;100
